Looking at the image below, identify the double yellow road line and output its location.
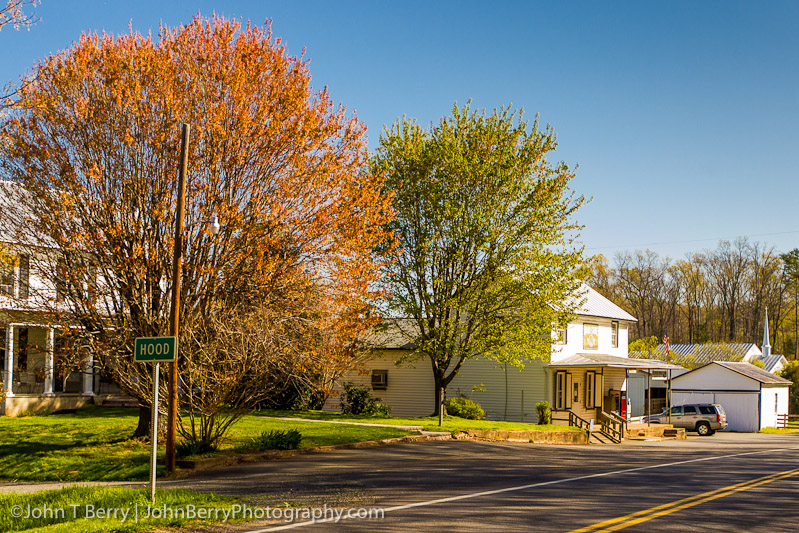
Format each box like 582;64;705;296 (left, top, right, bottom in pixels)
570;467;799;532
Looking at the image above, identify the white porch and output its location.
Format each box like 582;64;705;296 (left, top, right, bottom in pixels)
1;323;103;416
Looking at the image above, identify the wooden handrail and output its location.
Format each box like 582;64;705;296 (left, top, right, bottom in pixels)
599;411;625;443
568;411;592;432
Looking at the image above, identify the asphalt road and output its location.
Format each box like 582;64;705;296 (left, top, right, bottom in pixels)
172;433;799;532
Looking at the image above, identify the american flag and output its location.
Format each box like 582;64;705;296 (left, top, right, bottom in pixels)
663;333;670;360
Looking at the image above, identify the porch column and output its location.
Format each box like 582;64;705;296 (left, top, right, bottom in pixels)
81;353;94;396
4;325;14;397
43;328;55;396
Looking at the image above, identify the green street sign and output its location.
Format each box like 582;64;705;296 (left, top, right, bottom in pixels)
135;336;177;362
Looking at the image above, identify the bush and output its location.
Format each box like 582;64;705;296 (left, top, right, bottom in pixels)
252;429;303;451
340;383;391;415
536;401;552;425
447;397;485;420
176;440;217;458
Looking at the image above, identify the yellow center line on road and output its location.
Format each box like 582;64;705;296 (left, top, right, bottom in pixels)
569;468;799;533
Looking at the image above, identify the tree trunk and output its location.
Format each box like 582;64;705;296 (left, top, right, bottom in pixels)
432;370;447;418
133;405;151;439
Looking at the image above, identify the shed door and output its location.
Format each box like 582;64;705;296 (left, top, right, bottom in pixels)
714;393;759;432
671;392;714;406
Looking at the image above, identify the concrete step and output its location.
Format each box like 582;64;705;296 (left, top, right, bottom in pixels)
96;396;139;408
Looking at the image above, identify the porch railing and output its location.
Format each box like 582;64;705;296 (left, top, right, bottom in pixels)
599;411;626;443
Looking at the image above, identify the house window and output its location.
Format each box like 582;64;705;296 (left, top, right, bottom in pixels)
775;394;779;413
0;255;16;297
371;369;388;390
611;321;619;348
554;325;567;345
0;254;29;300
573;382;579;403
583;323;599;350
554;371;572;410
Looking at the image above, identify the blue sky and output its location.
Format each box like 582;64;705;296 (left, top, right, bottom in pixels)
2;1;798;260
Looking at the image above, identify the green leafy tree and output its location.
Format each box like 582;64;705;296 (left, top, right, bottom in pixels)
374;102;585;416
780;249;799;360
778;360;799;414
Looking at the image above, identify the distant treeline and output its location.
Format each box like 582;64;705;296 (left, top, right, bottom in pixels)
588;238;799;360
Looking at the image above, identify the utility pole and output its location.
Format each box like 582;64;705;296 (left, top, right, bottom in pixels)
166;123;190;472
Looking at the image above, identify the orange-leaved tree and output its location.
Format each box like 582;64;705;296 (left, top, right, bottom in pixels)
0;14;392;440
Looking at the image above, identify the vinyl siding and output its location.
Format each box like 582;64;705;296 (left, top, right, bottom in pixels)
324;353;551;421
448;358;548;422
323;350;435;416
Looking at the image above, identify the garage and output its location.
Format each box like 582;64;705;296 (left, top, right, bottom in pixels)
670;361;791;432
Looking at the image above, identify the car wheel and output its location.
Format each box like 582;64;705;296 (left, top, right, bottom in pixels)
696;422;711;436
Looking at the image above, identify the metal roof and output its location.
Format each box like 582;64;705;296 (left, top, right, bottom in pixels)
630;343;758;366
568;284;637;322
759;353;786;374
0;181;54;247
550;353;684;370
674;361;792;385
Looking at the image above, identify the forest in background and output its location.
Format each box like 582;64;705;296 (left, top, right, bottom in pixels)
588;238;799;360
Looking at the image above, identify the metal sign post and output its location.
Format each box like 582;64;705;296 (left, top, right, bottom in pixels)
135;336;177;503
150;362;160;502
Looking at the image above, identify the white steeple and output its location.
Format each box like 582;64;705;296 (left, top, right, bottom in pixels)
762;308;771;358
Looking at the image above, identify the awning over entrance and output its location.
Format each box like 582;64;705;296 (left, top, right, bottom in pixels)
548;353;684;371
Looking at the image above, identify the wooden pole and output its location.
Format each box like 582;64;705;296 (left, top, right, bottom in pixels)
166;123;189;472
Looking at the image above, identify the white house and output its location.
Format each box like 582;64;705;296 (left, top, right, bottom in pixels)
670;361;791;432
326;285;681;436
0;181;120;416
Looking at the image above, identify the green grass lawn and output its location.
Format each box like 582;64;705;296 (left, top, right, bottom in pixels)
0;406;414;482
759;427;799;435
258;409;579;432
0;487;237;533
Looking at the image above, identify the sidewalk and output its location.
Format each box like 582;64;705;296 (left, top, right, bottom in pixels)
0;480;146;494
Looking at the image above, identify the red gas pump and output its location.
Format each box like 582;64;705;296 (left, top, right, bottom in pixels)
620;397;628;420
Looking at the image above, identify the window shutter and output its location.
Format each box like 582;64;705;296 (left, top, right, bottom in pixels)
18;254;29;300
565;373;573;409
594;374;603;409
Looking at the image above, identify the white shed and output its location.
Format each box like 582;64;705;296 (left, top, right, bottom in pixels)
670;361;792;432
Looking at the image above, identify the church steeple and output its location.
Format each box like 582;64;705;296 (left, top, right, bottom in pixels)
762;308;771;358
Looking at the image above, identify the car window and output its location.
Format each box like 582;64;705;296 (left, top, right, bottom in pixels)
699;406;713;415
671;406;682;415
714;404;726;415
684;406;697;414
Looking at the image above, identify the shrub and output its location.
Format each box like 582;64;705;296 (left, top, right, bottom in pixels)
447;397;485;420
176;440;217;458
252;429;303;451
536;401;552;425
339;383;391;415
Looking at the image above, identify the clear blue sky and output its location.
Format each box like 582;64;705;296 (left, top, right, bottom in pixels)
2;1;798;260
